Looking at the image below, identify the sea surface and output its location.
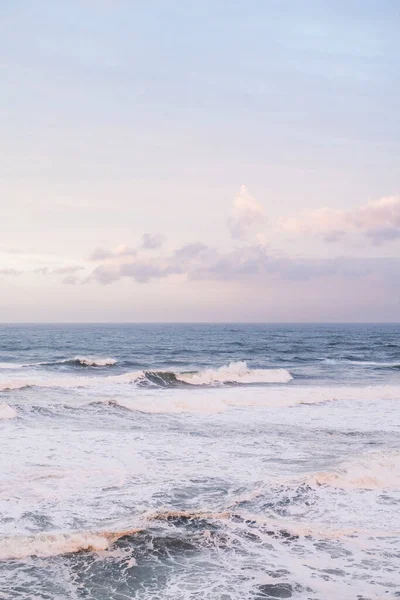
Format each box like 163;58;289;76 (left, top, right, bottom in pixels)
0;323;399;600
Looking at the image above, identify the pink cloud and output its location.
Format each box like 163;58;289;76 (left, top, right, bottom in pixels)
280;196;400;244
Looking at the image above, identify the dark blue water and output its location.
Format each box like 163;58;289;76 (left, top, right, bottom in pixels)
1;323;400;384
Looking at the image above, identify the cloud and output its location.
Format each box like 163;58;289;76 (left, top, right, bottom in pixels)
141;233;166;250
89;236;166;262
0;268;23;276
87;238;400;287
52;266;84;275
62;275;80;285
34;265;84;275
89;245;136;261
84;189;400;289
280;196;400;244
90;264;121;284
228;185;265;240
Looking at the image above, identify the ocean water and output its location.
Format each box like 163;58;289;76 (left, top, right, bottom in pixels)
0;323;399;600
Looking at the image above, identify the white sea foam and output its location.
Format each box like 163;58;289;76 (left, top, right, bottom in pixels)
323;358;400;368
0;527;142;560
72;356;117;367
177;361;293;385
0;532;109;560
38;356;118;367
0;362;23;370
0;403;17;419
110;396;227;415
0;357;117;371
313;450;400;490
105;383;400;415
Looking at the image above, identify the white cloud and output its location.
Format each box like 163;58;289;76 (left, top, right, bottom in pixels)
280;196;400;244
89;235;166;262
89;245;136;261
228;185;265;240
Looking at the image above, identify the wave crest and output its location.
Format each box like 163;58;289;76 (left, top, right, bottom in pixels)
313;451;400;490
0;362;292;392
43;356;117;368
0;527;142;560
176;361;293;386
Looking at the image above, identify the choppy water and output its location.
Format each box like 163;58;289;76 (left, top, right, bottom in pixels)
0;323;399;599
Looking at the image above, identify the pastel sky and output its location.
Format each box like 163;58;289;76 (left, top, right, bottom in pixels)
1;1;400;322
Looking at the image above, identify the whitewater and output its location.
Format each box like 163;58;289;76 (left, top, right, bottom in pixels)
0;323;399;599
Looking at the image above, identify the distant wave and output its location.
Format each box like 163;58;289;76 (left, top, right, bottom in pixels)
40;356;118;368
322;358;400;369
0;403;17;419
0;356;117;371
353;361;400;370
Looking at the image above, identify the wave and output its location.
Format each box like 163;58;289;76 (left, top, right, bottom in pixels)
0;527;142;561
312;451;400;490
323;358;400;369
0;512;225;560
176;362;293;385
0;403;17;419
40;356;117;368
0;362;292;392
356;361;400;370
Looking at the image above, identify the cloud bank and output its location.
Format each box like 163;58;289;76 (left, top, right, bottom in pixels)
1;188;399;294
87;241;400;287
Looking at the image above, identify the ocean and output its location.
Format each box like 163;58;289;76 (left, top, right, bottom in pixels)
0;323;399;599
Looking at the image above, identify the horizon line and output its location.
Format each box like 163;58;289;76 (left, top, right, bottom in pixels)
0;321;399;326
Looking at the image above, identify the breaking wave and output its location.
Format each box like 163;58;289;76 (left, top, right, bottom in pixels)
312;451;400;490
0;527;142;560
176;362;293;385
0;362;292;392
40;356;117;368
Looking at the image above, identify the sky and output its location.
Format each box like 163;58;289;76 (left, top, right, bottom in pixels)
1;0;400;322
